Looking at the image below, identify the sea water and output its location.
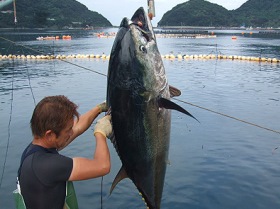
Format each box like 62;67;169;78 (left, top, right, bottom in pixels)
0;29;280;208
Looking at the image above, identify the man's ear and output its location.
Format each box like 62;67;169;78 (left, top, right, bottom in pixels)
45;130;56;141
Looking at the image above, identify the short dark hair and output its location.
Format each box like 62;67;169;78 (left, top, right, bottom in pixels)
30;95;79;137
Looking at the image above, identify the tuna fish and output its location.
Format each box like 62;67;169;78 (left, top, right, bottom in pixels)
107;7;198;209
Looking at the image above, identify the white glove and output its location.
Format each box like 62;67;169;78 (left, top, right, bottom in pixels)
93;115;112;138
97;101;108;113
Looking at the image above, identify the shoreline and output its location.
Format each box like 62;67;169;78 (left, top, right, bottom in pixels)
0;26;280;30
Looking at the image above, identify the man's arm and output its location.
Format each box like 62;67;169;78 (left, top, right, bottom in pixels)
68;116;112;180
71;106;101;138
59;102;107;150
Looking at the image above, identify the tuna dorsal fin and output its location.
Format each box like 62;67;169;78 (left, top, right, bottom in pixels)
169;85;181;98
158;97;199;122
110;166;129;194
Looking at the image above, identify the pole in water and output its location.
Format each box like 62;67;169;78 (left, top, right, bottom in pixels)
13;0;17;24
147;0;155;20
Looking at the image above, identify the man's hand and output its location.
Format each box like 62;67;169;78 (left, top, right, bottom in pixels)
93;115;112;138
97;101;108;113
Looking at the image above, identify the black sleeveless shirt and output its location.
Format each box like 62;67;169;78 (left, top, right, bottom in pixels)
19;143;73;209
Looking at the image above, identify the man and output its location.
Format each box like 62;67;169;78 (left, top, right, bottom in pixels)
17;95;112;209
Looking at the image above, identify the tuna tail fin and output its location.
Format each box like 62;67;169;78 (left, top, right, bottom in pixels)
110;166;129;194
158;97;199;122
169;85;181;98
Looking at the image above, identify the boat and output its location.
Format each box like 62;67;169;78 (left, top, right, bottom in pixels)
155;33;217;39
36;35;71;40
36;36;44;40
62;35;72;40
94;32;116;38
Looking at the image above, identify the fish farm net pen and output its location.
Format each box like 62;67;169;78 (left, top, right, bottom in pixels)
1;36;279;135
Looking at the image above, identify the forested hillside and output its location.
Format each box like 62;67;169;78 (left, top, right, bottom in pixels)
232;0;280;28
158;0;280;28
0;0;112;28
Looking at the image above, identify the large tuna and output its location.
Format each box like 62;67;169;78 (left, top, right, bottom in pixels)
107;7;197;209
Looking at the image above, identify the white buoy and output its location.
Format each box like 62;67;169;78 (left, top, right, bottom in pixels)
177;54;183;59
169;54;175;59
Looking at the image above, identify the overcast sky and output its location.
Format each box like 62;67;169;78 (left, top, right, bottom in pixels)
76;0;248;26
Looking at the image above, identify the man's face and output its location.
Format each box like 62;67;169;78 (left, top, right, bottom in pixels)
54;119;74;149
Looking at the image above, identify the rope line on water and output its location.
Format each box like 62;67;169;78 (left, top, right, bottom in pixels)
0;36;44;55
100;176;103;209
59;59;107;77
0;36;107;76
0;59;15;189
173;98;280;135
26;66;37;106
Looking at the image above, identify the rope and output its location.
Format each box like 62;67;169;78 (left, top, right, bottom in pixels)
58;59;107;77
100;176;103;209
173;98;280;135
0;36;107;77
0;59;15;189
0;36;43;55
26;66;36;105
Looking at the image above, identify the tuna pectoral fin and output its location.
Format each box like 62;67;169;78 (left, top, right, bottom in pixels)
169;85;181;97
110;166;129;194
158;97;199;122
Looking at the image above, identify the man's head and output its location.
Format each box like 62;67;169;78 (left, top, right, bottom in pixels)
30;95;79;138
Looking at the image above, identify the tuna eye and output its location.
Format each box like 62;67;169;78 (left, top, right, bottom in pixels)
139;45;147;53
137;21;143;27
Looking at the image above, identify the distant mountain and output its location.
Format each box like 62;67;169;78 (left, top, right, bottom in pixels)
232;0;280;28
158;0;233;27
0;0;112;28
158;0;280;28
